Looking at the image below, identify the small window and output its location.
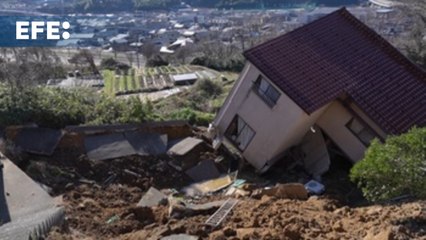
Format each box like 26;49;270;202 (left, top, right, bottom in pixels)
225;115;255;151
253;75;281;107
346;118;376;146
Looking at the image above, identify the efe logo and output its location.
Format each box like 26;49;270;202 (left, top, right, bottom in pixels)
16;21;70;40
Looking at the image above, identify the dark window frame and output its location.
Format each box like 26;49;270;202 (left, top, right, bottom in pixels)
346;117;377;147
252;75;281;107
224;115;256;151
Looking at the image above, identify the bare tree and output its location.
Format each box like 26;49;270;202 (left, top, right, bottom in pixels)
174;47;193;65
68;49;99;75
0;48;62;107
125;51;135;67
140;42;156;61
396;1;426;69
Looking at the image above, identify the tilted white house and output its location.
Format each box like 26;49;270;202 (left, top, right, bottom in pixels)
212;8;426;175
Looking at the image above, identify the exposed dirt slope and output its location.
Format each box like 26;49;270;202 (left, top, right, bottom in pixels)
47;182;425;240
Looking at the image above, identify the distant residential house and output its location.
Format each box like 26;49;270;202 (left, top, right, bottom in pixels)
160;46;175;54
57;33;97;47
109;34;129;44
150;30;181;46
95;28;119;39
212;8;426;175
145;21;169;32
368;0;396;8
168;38;194;50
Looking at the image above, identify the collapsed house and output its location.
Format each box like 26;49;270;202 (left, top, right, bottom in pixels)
212;8;426;175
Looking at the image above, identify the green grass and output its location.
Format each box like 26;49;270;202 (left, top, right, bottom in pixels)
113;74;120;92
127;75;135;91
102;70;115;95
119;76;127;92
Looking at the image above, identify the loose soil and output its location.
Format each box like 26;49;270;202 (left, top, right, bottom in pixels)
12;140;426;240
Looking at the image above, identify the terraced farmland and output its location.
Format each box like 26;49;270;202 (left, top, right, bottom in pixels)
103;65;217;96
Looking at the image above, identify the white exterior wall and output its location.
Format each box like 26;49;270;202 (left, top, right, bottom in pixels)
350;103;387;139
214;63;328;170
215;63;388;169
316;101;367;162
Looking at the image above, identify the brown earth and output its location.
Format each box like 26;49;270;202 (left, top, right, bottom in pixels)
10;133;425;240
40;154;425;240
47;185;426;240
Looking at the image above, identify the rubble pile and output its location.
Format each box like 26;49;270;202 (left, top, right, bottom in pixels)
46;159;425;240
1;124;425;239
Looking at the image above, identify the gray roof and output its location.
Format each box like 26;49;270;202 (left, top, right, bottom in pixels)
171;73;198;82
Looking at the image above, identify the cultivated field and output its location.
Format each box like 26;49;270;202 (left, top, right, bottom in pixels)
103;65;219;95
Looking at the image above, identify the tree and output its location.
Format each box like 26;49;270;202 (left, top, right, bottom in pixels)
140;42;156;61
0;47;66;99
100;58;130;71
125;51;135;67
396;1;426;69
68;49;99;75
350;127;426;202
174;47;193;65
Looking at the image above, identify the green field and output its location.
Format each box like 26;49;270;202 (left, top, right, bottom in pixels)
102;65;218;96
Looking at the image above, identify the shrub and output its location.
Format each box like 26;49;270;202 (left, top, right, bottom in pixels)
191;56;245;72
350;127;426;202
0;85;155;128
146;55;169;67
194;79;223;97
100;58;130;71
168;108;214;126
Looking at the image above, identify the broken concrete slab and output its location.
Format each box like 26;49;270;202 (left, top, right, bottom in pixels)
254;183;308;200
168;137;204;156
185;159;220;182
1;158;59;221
66;120;192;139
0;158;64;239
85;133;137;161
14;127;63;155
168;137;207;171
137;187;168;207
125;132;168;156
161;234;199;240
65;123;141;134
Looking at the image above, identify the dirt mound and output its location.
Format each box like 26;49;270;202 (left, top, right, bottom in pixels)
41;154;192;239
113;196;425;240
212;197;425;240
61;184;171;238
36;153;425;240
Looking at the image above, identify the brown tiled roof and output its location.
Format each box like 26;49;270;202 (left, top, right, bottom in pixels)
244;8;426;135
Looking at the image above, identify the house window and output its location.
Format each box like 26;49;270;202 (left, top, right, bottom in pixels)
253;75;281;107
225;115;255;151
346;117;376;146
